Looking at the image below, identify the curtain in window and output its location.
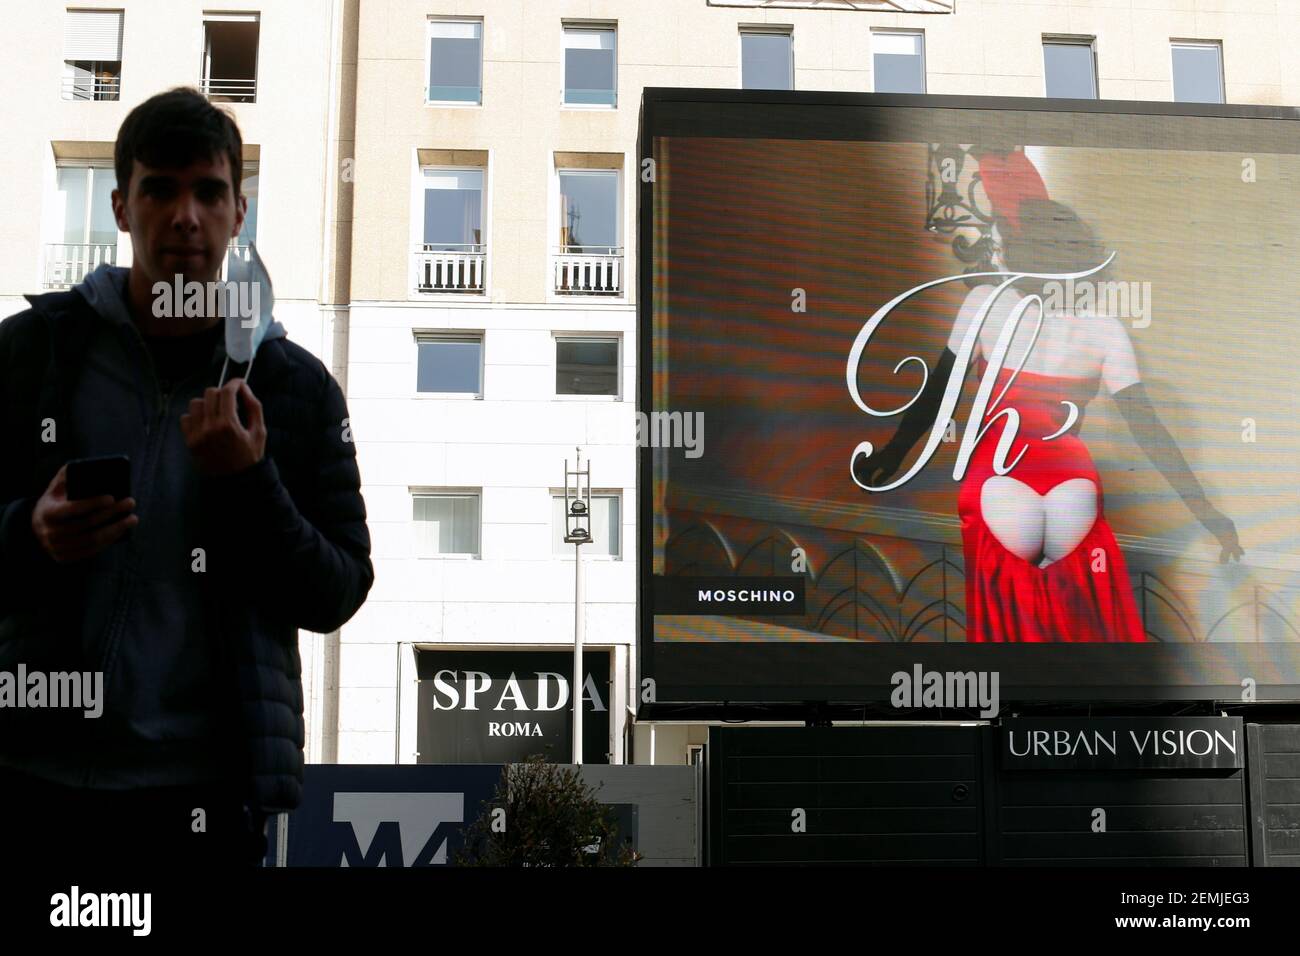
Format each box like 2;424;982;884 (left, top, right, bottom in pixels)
414;495;480;555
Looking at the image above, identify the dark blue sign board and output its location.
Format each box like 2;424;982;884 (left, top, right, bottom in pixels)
264;764;503;867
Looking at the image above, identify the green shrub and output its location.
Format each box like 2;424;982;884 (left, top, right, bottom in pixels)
456;755;640;867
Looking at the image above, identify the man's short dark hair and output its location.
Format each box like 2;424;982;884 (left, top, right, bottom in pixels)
114;87;243;197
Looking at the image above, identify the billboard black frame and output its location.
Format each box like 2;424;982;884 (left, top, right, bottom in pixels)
636;87;1300;713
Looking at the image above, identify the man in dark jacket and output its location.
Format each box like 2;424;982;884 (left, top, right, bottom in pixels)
0;88;373;867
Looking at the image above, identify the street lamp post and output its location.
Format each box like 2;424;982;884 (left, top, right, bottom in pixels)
563;448;593;764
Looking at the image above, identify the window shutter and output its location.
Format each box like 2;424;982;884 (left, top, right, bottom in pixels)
431;20;480;40
564;28;614;51
64;9;123;61
422;168;483;192
874;32;921;57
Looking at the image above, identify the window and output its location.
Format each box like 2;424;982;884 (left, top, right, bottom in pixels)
202;12;260;103
46;163;118;288
56;165;117;247
558;170;619;254
422;168;482;251
555;168;622;295
872;31;925;94
1043;38;1097;99
741;29;793;90
1172;41;1224;104
415;333;483;395
556;336;619;396
414;493;480;557
428;18;482;104
563;24;616;106
236;162;258;246
415;166;486;293
552;493;620;557
62;9;123;101
222;162;258;275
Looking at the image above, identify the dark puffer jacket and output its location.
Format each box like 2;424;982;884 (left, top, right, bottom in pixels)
0;285;373;813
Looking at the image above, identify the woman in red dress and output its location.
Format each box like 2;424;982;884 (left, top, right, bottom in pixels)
856;151;1242;642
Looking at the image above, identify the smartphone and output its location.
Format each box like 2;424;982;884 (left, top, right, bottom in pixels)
66;455;131;502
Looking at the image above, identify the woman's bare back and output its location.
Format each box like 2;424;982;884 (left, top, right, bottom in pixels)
948;283;1140;394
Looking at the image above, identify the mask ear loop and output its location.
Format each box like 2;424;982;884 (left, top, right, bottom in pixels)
216;354;254;389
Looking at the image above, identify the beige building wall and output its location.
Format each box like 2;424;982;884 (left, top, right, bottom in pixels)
350;0;1300;308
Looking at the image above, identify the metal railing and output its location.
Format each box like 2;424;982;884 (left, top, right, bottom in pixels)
43;243;117;289
60;75;121;101
553;246;623;295
663;510;1300;644
221;241;253;280
201;77;257;103
413;243;486;293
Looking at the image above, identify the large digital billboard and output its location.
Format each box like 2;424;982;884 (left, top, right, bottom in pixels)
638;88;1300;706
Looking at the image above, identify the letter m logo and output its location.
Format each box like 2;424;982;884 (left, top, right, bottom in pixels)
333;792;464;867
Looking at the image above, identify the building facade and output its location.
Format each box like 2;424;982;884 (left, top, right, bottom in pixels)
4;0;1299;769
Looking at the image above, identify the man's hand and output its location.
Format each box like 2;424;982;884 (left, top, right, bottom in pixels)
30;464;138;563
180;378;267;476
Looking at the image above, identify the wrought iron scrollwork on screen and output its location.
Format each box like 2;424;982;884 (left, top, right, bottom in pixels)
924;143;996;285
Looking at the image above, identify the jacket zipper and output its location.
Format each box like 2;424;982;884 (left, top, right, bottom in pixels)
84;321;222;787
92;331;174;745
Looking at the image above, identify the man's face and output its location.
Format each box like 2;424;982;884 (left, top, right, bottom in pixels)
111;153;246;286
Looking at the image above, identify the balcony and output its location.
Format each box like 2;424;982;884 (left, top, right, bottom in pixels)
202;15;259;103
221;241;253;280
414;244;486;293
60;73;121;101
43;243;116;290
553;246;623;296
201;77;257;103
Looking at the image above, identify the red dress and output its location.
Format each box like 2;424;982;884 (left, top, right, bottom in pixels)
957;357;1147;642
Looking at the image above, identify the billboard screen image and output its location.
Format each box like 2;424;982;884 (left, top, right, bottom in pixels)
639;90;1300;705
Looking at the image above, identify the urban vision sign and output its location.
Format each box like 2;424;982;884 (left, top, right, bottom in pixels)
1001;717;1244;771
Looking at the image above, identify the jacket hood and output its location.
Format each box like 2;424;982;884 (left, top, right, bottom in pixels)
69;263;288;352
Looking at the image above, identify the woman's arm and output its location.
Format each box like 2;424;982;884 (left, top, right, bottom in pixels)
855;284;994;487
1103;319;1243;562
855;347;956;487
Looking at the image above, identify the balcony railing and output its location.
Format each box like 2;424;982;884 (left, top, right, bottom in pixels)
553;246;623;296
61;75;121;101
44;243;117;289
222;241;253;280
414;243;486;293
201;77;257;103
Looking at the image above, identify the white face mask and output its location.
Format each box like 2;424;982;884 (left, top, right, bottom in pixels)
224;241;275;363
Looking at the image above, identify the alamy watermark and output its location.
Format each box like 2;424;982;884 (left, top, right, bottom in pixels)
50;886;151;936
1040;277;1152;328
0;665;102;718
890;664;1000;718
635;410;704;459
151;274;260;325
